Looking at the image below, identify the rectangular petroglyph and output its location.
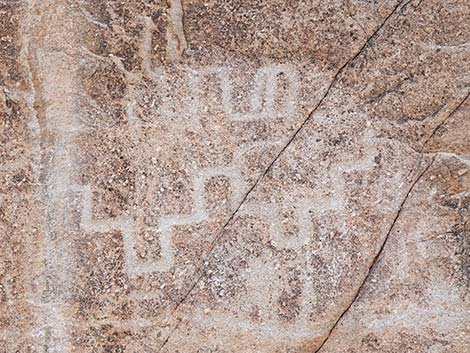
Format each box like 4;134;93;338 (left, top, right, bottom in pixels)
125;64;302;126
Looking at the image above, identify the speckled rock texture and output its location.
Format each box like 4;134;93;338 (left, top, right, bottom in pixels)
1;0;469;352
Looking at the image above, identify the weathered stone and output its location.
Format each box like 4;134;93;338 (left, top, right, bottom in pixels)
1;0;469;352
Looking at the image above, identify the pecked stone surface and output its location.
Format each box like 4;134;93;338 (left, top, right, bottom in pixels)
0;0;469;352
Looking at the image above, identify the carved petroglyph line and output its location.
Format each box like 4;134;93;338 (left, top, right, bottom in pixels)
166;0;187;61
131;64;300;123
142;1;187;69
125;138;379;338
78;184;140;276
139;17;299;122
238;200;318;250
153;135;380;351
141;166;245;274
78;3;108;29
20;7;47;352
420;41;470;51
189;310;324;342
189;65;300;121
179;138;380;340
142;16;159;78
78;183;167;276
78;167;246;276
156;4;418;340
22;1;85;351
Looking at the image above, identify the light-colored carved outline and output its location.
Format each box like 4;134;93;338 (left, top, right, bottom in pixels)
139;17;300;123
78;166;245;277
188;64;300;121
179;134;380;339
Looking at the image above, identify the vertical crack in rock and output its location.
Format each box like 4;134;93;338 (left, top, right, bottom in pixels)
157;0;413;350
313;159;435;353
22;1;83;352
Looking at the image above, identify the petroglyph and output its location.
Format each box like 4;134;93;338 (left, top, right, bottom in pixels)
128;64;300;124
187;142;379;337
20;1;84;351
166;0;187;61
4;0;470;352
238;199;330;250
78;166;246;276
136;16;301;123
189;64;300;121
75;138;293;313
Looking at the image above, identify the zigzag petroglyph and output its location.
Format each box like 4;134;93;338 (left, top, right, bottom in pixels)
185;137;380;338
122;137;380;343
78;166;245;277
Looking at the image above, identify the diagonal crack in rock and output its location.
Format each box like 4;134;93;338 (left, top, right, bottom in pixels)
157;0;414;350
313;158;435;353
420;90;470;153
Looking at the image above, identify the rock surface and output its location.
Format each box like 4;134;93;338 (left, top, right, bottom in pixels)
1;0;469;352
